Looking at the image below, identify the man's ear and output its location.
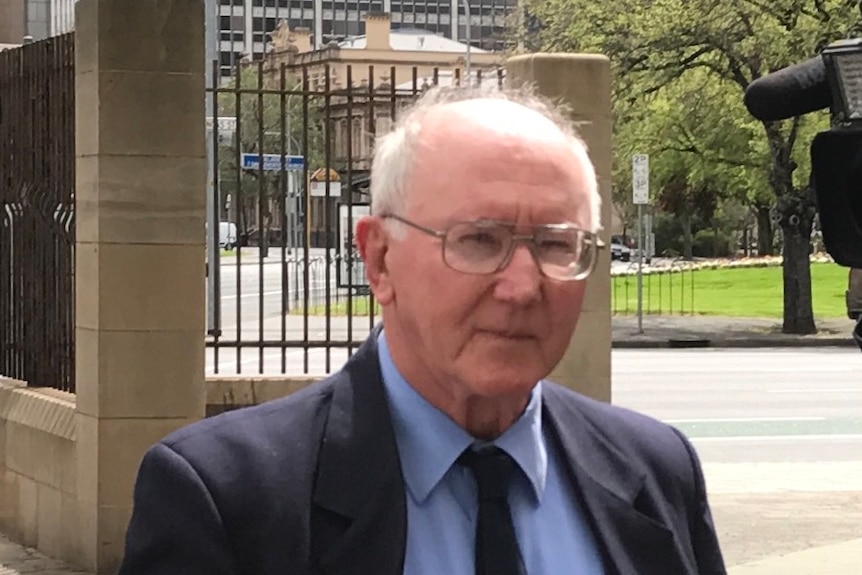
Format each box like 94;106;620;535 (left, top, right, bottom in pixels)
355;216;395;305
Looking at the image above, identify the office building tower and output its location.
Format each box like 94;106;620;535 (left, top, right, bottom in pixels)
218;0;515;78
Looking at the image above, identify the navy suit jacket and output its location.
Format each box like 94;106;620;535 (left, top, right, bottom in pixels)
118;330;726;575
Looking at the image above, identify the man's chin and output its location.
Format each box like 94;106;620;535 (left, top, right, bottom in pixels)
461;367;543;399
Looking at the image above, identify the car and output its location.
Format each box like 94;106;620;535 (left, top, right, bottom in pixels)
204;221;239;251
219;221;237;250
610;236;631;262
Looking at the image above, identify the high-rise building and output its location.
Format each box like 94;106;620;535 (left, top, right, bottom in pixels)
4;0;516;79
0;0;76;41
218;0;515;78
50;0;75;36
26;0;49;38
0;0;26;44
0;0;54;43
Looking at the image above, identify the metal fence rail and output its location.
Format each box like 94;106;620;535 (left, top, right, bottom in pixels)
205;62;505;375
0;34;76;392
612;260;697;316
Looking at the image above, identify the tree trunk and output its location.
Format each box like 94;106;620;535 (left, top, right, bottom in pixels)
712;219;719;258
761;121;817;333
755;206;774;256
680;211;693;260
781;218;816;334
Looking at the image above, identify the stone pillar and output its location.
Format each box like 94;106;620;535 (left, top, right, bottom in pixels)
506;54;613;403
73;1;206;572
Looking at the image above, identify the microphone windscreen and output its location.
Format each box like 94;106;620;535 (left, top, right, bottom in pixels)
744;57;832;122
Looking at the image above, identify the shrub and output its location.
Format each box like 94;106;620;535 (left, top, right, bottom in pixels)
692;229;732;258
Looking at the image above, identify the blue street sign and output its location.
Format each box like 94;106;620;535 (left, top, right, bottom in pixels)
241;153;304;171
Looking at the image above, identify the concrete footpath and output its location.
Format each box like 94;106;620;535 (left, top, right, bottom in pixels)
2;316;860;574
612;314;858;348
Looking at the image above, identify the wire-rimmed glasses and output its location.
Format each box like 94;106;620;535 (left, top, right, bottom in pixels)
383;215;605;281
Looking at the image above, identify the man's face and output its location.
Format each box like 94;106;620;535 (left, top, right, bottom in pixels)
362;99;595;406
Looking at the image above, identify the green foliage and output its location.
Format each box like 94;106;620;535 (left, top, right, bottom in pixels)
692;229;732;258
517;0;862;330
518;0;851;213
653;213;687;256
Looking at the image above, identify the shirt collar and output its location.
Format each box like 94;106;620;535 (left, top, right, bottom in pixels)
378;330;548;504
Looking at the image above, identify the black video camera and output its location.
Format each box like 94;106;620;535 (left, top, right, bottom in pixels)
744;39;862;269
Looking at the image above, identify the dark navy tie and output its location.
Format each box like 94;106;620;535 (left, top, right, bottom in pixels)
458;446;528;575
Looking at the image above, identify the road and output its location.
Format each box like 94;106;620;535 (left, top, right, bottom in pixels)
613;347;862;463
207;251;355;334
613;348;862;570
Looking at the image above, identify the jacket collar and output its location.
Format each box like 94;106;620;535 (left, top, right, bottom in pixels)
310;324;407;575
542;383;684;575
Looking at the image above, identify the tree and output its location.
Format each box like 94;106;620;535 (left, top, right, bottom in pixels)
612;68;761;258
216;63;327;254
518;0;854;333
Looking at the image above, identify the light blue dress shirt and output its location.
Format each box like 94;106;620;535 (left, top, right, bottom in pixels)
378;331;605;574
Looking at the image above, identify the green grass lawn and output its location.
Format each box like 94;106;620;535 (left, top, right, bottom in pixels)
611;262;849;318
291;263;851;319
291;297;377;316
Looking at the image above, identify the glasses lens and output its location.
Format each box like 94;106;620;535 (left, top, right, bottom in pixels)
444;221;510;273
534;228;597;280
441;221;599;280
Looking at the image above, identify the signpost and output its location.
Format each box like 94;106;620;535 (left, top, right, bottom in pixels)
632;154;650;334
240;153;304;171
309;167;342;197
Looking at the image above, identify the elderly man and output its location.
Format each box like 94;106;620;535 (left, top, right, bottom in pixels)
118;85;726;575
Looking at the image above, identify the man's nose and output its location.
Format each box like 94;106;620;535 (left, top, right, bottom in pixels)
493;244;542;305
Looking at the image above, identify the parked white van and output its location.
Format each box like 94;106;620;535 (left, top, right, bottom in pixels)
219;222;237;250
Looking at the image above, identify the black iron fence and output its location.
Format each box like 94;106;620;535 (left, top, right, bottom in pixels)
0;34;76;392
205;61;505;375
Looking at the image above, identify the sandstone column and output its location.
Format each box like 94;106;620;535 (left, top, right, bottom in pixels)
74;0;206;571
506;54;613;402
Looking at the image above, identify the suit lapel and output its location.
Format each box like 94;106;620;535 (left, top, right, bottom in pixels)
310;326;407;575
542;384;686;575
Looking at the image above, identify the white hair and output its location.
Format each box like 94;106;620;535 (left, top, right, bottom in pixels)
369;82;602;233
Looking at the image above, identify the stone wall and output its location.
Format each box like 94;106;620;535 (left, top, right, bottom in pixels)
0;378;77;561
0;374;321;567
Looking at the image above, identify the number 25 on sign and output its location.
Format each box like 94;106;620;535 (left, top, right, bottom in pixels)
632;154;649;205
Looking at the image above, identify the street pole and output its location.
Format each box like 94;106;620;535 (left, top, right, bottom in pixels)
461;0;471;84
205;0;219;337
284;95;301;305
632;154;649;335
637;204;644;334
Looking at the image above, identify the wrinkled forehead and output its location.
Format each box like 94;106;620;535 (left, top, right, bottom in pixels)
405;100;594;225
411;98;589;188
